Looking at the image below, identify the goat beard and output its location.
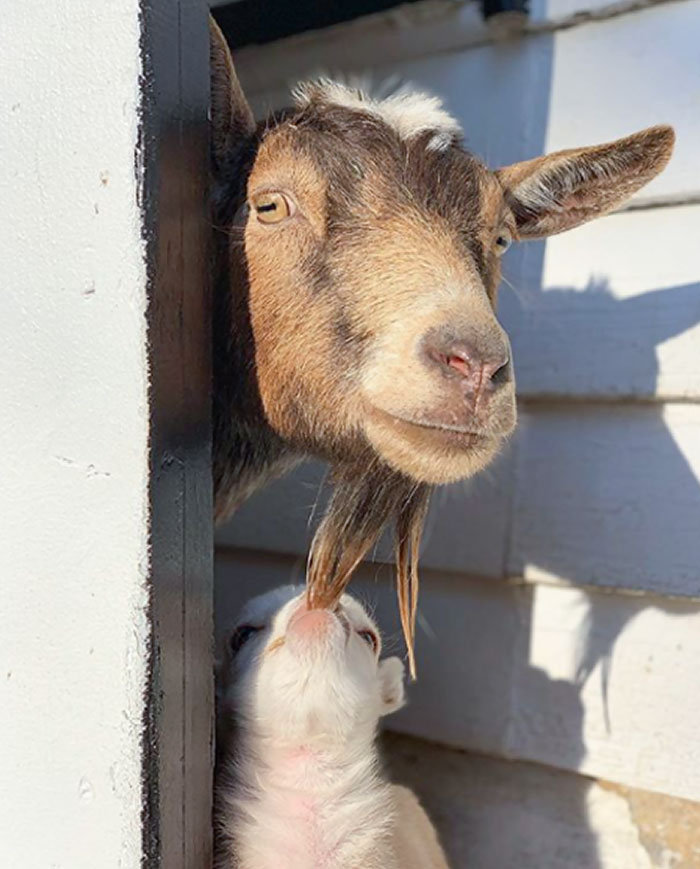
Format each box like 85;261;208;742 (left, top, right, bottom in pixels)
305;461;431;679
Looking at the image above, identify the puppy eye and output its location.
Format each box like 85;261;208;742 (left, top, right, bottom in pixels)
494;229;512;255
251;191;293;224
230;624;262;655
357;629;378;654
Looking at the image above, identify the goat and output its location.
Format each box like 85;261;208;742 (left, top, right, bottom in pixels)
216;585;450;869
209;19;674;664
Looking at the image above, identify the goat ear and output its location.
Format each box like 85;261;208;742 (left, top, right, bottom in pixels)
379;657;406;716
209;15;255;173
496;126;674;239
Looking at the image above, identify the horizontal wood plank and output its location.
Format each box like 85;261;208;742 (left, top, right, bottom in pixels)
215;460;326;555
242;32;554;172
233;3;490;97
510;582;700;803
510;404;700;598
214;550;518;757
530;0;633;21
499;205;700;399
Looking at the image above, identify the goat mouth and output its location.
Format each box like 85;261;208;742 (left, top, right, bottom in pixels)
365;405;497;448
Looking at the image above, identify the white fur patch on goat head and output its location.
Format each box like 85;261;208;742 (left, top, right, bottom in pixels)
293;79;462;151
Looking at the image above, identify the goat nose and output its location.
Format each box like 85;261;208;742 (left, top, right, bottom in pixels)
428;340;511;391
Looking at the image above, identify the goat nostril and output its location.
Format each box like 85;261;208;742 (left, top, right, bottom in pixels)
424;333;511;389
490;356;510;385
445;354;472;378
435;347;510;386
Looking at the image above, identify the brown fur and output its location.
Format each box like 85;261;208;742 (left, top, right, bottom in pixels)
209;18;674;667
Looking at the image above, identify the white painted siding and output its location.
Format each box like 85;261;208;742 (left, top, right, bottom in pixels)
511;405;700;596
219;403;700;598
0;4;149;867
503;206;700;400
216;447;516;579
541;0;700;204
215;0;700;843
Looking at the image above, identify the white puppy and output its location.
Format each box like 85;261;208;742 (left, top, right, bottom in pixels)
216;585;449;869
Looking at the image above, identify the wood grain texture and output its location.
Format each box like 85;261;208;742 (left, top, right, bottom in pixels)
140;2;213;866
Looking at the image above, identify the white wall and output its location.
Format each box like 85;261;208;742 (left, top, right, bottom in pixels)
0;4;149;866
214;0;700;830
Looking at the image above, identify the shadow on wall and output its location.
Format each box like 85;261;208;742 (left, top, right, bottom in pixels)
503;270;700;675
492;260;700;865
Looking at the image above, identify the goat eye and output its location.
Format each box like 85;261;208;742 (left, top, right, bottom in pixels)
230;624;262;655
495;229;512;255
252;191;292;224
357;629;378;653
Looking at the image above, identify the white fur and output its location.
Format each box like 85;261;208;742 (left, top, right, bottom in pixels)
293;79;461;151
216;586;450;869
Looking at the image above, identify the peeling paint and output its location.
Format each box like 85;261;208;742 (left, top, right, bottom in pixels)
602;782;700;868
53;455;112;477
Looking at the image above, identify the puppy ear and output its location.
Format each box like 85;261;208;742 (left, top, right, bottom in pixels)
496;125;674;239
379;657;406;716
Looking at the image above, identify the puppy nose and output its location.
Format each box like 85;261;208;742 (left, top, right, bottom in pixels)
288;607;334;639
426;338;511;393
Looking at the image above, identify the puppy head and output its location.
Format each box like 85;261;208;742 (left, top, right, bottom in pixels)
218;586;405;747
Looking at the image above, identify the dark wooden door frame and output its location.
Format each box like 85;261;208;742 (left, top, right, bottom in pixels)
139;2;213;866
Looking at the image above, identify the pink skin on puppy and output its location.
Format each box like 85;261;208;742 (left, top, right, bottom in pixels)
287;605;340;642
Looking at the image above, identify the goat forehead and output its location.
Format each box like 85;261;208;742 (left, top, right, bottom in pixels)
288;80;500;218
260;121;497;233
